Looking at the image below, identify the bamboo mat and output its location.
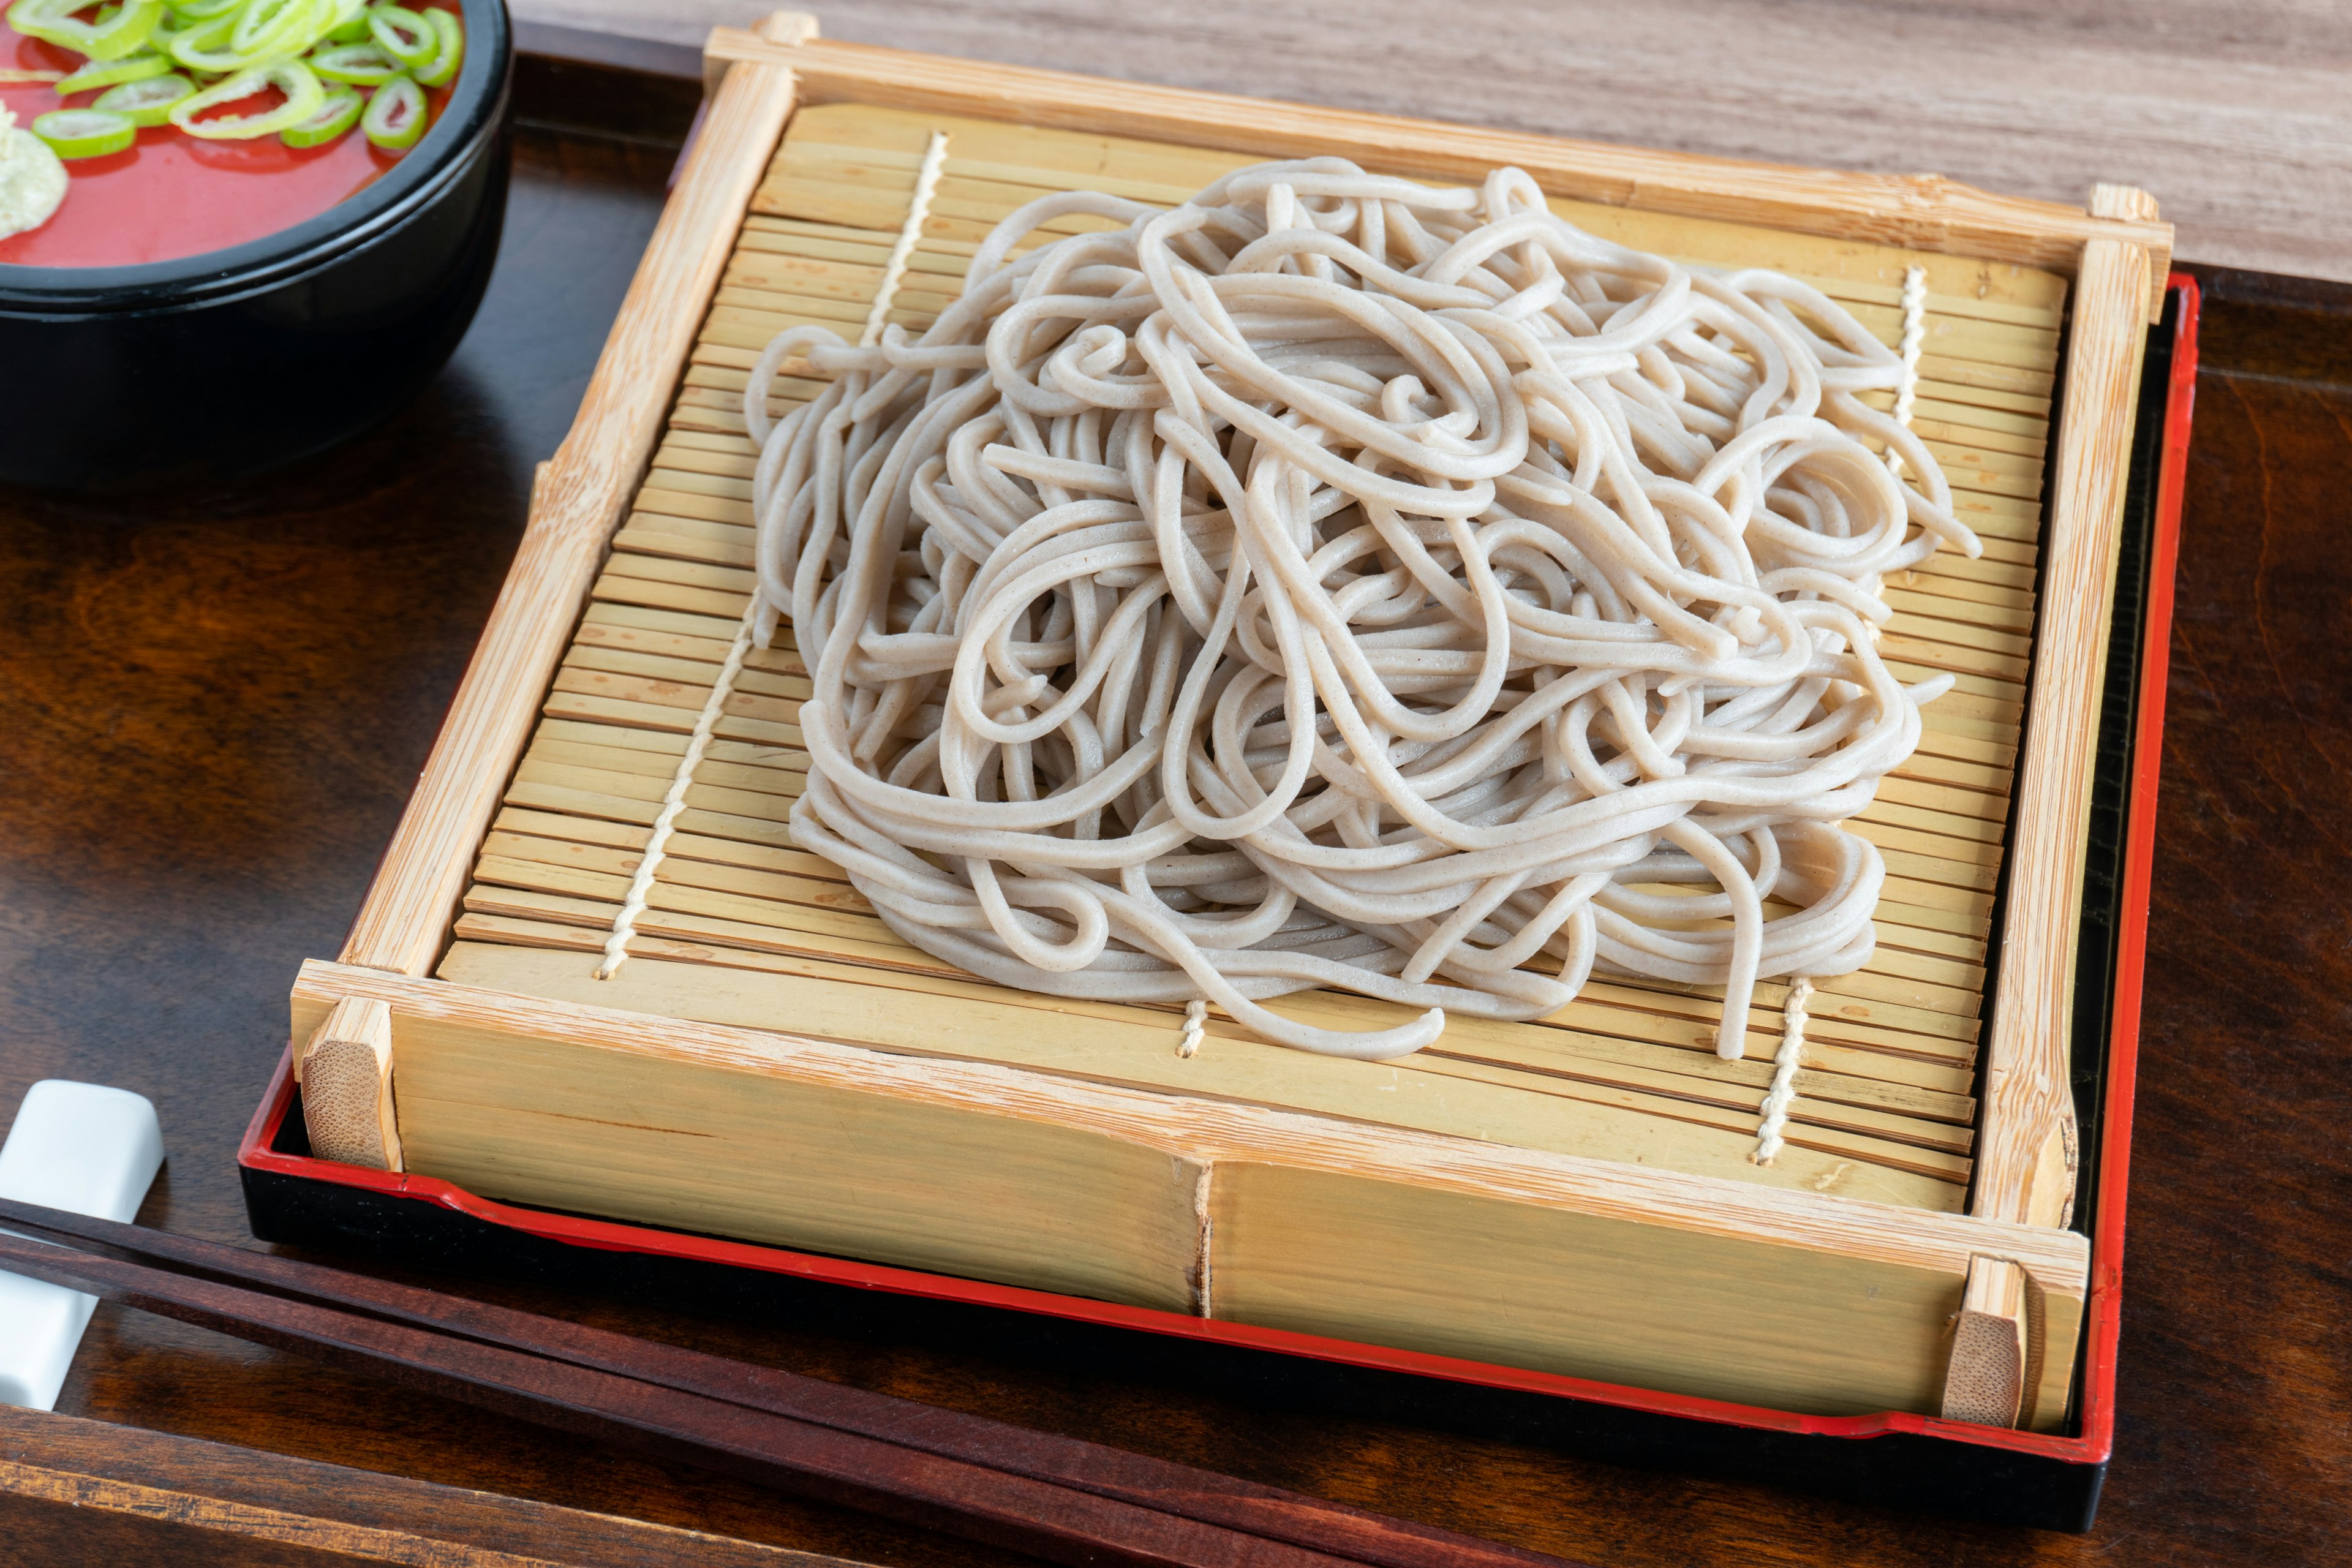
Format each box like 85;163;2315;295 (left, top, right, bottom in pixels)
440;102;2072;1213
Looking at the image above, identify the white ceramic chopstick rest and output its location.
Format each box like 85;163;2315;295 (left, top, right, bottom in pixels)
0;1080;164;1410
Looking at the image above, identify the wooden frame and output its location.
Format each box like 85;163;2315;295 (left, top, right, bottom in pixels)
301;12;2168;1433
290;957;2090;1426
705;31;2172;325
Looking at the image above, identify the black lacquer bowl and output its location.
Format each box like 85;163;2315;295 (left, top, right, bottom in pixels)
0;0;513;492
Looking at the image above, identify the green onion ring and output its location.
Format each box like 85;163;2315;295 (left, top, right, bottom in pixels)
94;70;195;126
5;0;80;47
279;78;359;145
168;56;325;138
11;0;166;60
31;106;137;157
240;0;331;61
167;11;246;70
88;0;167;58
309;40;401;84
323;0;369;42
230;0;308;55
85;0;165;58
172;0;334;70
360;69;421;149
412;4;459;87
55;49;173;94
170;0;241;20
367;4;433;67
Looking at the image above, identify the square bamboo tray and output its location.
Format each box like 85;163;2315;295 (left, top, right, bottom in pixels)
285;12;2174;1435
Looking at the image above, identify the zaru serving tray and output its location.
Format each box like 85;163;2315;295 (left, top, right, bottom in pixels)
242;11;2194;1529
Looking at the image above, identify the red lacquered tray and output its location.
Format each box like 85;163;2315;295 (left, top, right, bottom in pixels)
241;273;2200;1532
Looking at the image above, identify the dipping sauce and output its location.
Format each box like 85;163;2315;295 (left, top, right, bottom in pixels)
0;1;455;269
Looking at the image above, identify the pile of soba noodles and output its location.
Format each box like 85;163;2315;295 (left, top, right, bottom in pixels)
742;159;1976;1062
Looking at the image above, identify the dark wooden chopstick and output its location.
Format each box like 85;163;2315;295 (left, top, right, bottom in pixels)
0;1198;1585;1568
0;1224;1244;1568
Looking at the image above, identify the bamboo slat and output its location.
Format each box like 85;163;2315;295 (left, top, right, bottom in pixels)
1969;184;2160;1231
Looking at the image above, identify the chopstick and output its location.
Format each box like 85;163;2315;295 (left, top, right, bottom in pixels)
0;1197;1585;1568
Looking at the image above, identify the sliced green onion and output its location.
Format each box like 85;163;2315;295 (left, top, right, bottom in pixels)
167;10;245;70
10;0;166;59
55;49;174;94
230;0;308;55
86;0;164;57
5;0;74;45
170;0;241;19
32;106;136;157
367;4;433;67
297;0;350;50
412;4;458;87
170;0;339;70
360;69;420;149
168;56;324;138
323;0;369;41
309;40;401;84
279;78;358;145
94;70;195;125
88;0;164;57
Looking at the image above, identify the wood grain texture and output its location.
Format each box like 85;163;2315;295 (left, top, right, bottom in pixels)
337;40;803;979
3;51;2350;1563
438;940;1972;1202
513;0;2348;282
0;1405;857;1567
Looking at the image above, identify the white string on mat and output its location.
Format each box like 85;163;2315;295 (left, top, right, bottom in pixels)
1885;266;1927;479
1177;999;1207;1058
861;130;950;347
600;145;949;981
742;159;1980;1061
593;606;761;981
1749;974;1811;1165
1858;265;1928;650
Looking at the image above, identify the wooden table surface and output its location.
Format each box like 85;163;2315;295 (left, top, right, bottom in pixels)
3;39;2349;1568
513;0;2352;284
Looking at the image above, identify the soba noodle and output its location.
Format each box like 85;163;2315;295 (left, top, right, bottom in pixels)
742;159;1977;1062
